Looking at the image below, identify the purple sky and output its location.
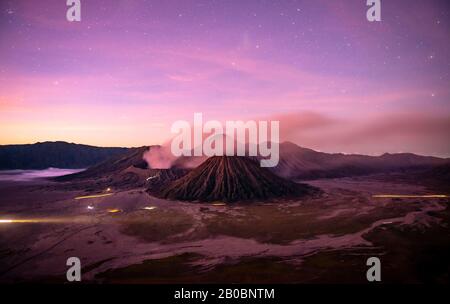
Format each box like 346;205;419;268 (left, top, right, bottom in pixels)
0;0;449;156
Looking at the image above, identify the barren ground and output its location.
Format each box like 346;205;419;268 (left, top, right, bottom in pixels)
0;175;448;283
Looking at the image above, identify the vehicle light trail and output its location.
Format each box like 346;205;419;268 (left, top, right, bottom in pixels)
212;202;226;206
0;217;93;224
107;209;122;213
74;193;114;200
143;206;157;210
0;219;60;224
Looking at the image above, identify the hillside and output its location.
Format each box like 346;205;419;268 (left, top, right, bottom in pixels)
270;142;447;180
0;141;128;170
151;156;317;203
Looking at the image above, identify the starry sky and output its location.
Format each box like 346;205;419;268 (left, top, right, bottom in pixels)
0;0;449;156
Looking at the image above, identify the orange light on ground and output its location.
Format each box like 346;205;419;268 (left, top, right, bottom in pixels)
75;193;114;200
211;202;226;206
0;217;92;224
0;219;57;224
107;209;122;213
0;219;14;223
143;206;157;210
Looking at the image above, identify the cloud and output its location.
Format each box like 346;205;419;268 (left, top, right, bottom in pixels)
267;111;450;157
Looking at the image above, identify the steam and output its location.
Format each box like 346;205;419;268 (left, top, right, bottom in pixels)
143;142;177;169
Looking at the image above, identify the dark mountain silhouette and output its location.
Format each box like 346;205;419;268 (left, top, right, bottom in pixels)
150;156;317;203
55;146;149;181
150;142;447;180
0;141;128;170
28;140;446;192
55;146;189;191
4;140;445;183
269;142;448;180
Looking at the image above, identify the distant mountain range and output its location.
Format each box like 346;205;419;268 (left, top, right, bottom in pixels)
271;142;448;180
1;141;448;184
0;141;129;170
170;141;448;180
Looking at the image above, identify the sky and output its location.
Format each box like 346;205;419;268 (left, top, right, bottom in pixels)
0;0;449;156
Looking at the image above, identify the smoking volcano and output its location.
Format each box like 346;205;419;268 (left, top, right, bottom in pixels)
148;156;317;203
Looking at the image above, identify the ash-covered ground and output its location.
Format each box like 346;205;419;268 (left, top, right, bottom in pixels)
0;171;448;283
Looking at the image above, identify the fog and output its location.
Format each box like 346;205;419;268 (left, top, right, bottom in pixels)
0;168;84;182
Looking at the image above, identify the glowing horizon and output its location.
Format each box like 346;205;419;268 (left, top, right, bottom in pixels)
0;1;449;157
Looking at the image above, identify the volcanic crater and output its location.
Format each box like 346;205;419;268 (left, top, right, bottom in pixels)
148;156;318;203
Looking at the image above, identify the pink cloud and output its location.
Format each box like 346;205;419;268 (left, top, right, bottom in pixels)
271;111;450;157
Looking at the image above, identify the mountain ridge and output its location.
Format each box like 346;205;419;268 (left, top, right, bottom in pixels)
1;141;448;183
0;141;129;170
271;142;447;180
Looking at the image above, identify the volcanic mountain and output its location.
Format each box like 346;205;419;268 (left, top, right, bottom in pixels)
150;156;317;203
56;146;150;181
54;146;189;191
268;142;448;180
153;142;448;180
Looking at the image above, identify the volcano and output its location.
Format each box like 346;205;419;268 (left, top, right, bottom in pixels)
150;156;316;203
270;142;447;180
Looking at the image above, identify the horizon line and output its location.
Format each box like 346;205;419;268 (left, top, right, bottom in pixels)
1;140;449;159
